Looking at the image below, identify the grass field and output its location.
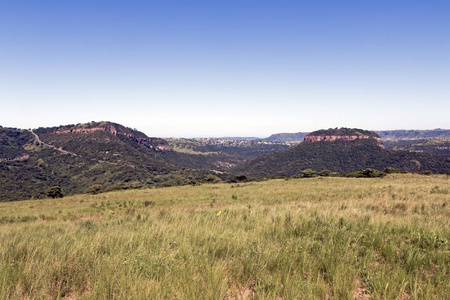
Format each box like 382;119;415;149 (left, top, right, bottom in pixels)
0;174;449;299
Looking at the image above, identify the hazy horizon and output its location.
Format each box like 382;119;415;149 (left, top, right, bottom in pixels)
1;1;449;137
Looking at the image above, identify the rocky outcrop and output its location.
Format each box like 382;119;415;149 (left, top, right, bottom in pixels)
55;128;104;134
304;135;382;143
131;137;172;152
0;154;29;163
303;128;385;148
54;124;171;151
55;124;132;137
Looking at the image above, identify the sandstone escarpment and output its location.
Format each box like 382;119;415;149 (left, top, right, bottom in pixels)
54;123;171;152
55;127;105;135
304;135;382;143
303;128;384;148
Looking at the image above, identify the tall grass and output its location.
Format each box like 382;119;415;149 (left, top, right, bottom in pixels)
0;174;448;299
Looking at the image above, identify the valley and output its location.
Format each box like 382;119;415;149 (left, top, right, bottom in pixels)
1;122;449;202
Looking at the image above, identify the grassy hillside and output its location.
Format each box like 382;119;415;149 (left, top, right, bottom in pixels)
0;175;448;299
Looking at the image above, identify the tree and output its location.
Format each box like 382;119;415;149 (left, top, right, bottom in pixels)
46;186;64;198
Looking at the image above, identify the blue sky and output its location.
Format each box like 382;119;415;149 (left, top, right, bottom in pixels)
1;0;449;137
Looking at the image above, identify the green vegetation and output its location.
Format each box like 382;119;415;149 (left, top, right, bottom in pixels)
0;127;35;159
85;184;102;195
301;169;317;178
45;186;64;198
0;175;448;299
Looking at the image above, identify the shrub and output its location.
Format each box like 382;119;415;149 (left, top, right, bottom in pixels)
419;170;433;175
301;169;317;178
319;169;332;177
204;174;221;183
383;167;401;174
45;186;64;198
235;175;248;182
361;169;385;178
85;184;102;195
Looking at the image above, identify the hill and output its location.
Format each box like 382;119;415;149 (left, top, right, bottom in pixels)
233;128;450;177
258;132;309;144
257;129;450;146
0;122;212;201
376;129;450;140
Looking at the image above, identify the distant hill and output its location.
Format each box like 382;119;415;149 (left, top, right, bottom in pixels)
217;137;260;141
376;129;450;140
258;132;309;143
233;128;450;177
257;129;450;150
383;137;450;155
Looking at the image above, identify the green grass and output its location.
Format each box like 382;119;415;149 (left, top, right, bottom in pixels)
0;174;449;299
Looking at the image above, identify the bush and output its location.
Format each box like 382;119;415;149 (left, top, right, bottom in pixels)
85;184;102;195
419;170;433;175
204;174;221;183
235;175;248;182
383;167;401;174
45;186;64;198
319;169;332;177
301;169;317;178
342;169;385;178
361;169;385;178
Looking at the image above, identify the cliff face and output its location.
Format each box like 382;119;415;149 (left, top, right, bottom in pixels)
303;129;384;148
304;135;382;143
53;123;171;152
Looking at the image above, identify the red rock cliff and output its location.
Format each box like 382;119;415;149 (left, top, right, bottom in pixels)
304;135;384;148
54;124;171;151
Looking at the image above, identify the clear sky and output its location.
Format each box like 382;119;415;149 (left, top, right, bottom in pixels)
1;0;449;138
